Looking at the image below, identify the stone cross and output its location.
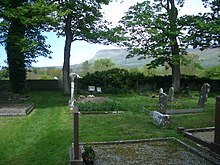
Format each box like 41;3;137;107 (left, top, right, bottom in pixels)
168;87;174;102
158;92;167;114
69;73;81;110
198;83;210;108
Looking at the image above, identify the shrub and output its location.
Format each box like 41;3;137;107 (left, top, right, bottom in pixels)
77;100;126;111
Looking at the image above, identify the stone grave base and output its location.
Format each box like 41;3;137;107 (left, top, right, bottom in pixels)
79;111;124;115
76;137;219;164
69;146;83;165
177;127;220;155
0;104;35;116
166;108;204;115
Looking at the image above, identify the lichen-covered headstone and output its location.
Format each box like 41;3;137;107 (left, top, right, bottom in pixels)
168;87;174;102
152;111;170;126
198;83;210;108
158;93;167;114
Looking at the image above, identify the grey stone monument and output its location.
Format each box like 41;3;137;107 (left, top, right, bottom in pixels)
168;87;174;102
198;83;210;108
158;92;167;114
152;111;170;126
69;73;81;110
159;88;163;94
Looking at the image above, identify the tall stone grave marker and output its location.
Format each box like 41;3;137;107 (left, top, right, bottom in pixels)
168;87;174;102
158;92;167;114
198;83;210;108
159;88;163;94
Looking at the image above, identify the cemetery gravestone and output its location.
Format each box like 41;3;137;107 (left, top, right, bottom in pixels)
198;83;210;108
88;86;95;94
96;87;102;93
152;111;170;126
158;92;167;114
168;87;174;102
69;73;81;109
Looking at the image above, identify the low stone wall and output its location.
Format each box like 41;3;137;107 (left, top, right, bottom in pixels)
0;79;219;92
0;80;61;91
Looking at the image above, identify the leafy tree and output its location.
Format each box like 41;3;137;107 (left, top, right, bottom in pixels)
205;65;220;80
180;0;219;50
0;0;56;93
77;60;92;77
92;58;116;72
0;66;9;80
180;54;203;76
115;0;186;91
53;0;111;95
115;0;218;91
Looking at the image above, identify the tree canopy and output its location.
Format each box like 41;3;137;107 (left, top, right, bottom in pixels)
114;0;219;91
52;0;112;94
0;0;57;93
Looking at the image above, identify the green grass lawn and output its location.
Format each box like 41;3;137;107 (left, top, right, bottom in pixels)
0;90;218;165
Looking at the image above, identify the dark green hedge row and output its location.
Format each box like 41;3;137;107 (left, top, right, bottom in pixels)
78;68;220;93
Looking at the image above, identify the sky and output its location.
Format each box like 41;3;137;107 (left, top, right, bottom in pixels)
0;0;210;67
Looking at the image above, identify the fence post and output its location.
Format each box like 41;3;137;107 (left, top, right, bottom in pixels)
74;106;79;160
214;96;220;144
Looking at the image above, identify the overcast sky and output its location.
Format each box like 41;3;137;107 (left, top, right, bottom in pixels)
0;0;210;67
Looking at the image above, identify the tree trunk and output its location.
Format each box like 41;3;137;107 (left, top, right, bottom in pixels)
168;0;181;92
6;19;26;94
171;64;180;92
63;14;72;95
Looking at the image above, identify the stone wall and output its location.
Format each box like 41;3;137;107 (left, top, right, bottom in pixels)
0;80;61;91
0;79;219;92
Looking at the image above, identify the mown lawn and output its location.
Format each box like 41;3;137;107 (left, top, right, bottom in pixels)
0;90;218;165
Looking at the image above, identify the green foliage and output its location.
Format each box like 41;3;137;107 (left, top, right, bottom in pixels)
54;0;113;94
113;0;219;91
27;67;62;79
0;66;9;79
77;100;125;111
180;54;204;76
92;58;116;72
80;68;147;93
205;65;220;80
181;0;219;50
0;0;57;93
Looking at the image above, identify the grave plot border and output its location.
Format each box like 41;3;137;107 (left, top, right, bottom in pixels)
177;127;220;155
0;104;35;116
166;108;204;115
74;137;220;165
79;111;124;115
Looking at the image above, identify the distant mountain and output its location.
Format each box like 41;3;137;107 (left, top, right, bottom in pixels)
187;48;220;68
88;48;220;68
89;49;153;69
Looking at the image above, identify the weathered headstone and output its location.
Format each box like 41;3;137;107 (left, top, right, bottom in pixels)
96;87;102;93
151;111;170;126
88;86;95;94
158;93;167;114
184;83;189;95
168;87;174;102
198;83;210;108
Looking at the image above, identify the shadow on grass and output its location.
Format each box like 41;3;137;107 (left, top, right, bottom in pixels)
30;90;69;109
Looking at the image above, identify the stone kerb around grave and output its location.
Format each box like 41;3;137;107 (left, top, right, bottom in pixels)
150;89;170;126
